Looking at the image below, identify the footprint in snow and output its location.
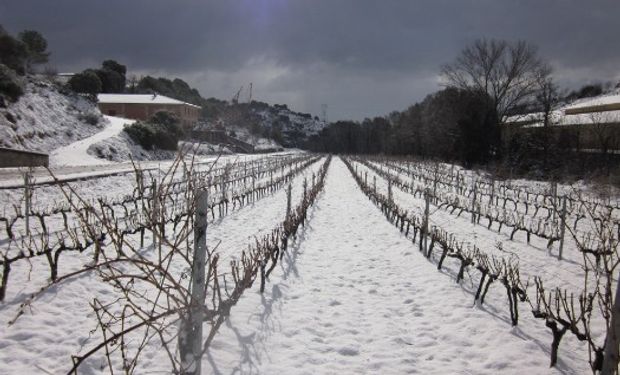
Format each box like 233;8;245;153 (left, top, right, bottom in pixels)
337;347;360;356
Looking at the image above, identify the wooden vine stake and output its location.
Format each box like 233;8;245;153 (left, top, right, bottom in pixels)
23;171;32;237
490;178;495;207
152;180;158;249
286;183;292;220
180;187;208;375
424;189;430;256
551;181;558;224
303;178;308;202
471;181;477;225
558;196;567;260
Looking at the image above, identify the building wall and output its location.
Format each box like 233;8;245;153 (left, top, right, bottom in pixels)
0;148;49;168
98;103;200;128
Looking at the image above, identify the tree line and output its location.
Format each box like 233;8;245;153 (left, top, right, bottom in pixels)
306;87;499;167
307;39;620;180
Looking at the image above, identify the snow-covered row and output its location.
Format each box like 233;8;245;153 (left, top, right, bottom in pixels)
0;155;322;374
203;158;587;374
354;160;586;293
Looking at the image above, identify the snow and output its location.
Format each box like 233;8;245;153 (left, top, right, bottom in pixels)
505;109;620;128
504;92;620;127
564;93;620;111
0;155;608;374
225;125;283;151
0;80;106;153
50;115;135;167
254;107;328;145
204;158;565;374
557;109;620;126
97;94;201;108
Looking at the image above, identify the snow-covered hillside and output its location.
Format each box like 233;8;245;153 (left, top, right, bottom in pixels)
0;79;106;152
225;125;282;151
256;107;326;136
87;134;236;163
207;102;327;148
254;106;327;147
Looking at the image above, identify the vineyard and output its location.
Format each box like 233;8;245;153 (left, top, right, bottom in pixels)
0;153;618;374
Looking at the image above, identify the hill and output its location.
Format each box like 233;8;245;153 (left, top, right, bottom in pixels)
0;77;106;153
131;75;327;148
200;100;327;149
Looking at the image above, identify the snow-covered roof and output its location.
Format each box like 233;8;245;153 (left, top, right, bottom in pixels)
97;94;201;108
562;94;620;115
564;94;620;111
504;91;620;128
504;112;546;125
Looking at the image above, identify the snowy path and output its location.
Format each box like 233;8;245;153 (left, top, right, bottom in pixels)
50;115;134;167
204;158;573;374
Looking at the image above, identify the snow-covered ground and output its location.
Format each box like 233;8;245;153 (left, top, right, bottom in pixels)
205;158;566;374
50;115;135;167
0;80;106;153
227;125;282;151
0;156;611;374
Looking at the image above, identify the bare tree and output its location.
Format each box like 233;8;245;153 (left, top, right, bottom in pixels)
441;38;550;122
588;112;620;175
535;69;560;172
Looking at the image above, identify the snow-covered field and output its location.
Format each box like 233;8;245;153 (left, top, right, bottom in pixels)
0;154;617;374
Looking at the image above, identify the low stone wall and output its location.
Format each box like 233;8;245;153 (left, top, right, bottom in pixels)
0;147;49;168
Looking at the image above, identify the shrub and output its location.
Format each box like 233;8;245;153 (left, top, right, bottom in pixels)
249;121;262;135
69;70;102;96
79;112;101;125
124;122;155;150
151;126;178;150
150;110;180;129
124;114;182;151
0;63;24;102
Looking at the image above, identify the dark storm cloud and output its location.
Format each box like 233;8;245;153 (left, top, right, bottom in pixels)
1;0;619;120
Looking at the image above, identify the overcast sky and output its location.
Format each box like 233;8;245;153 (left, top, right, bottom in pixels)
1;0;619;121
